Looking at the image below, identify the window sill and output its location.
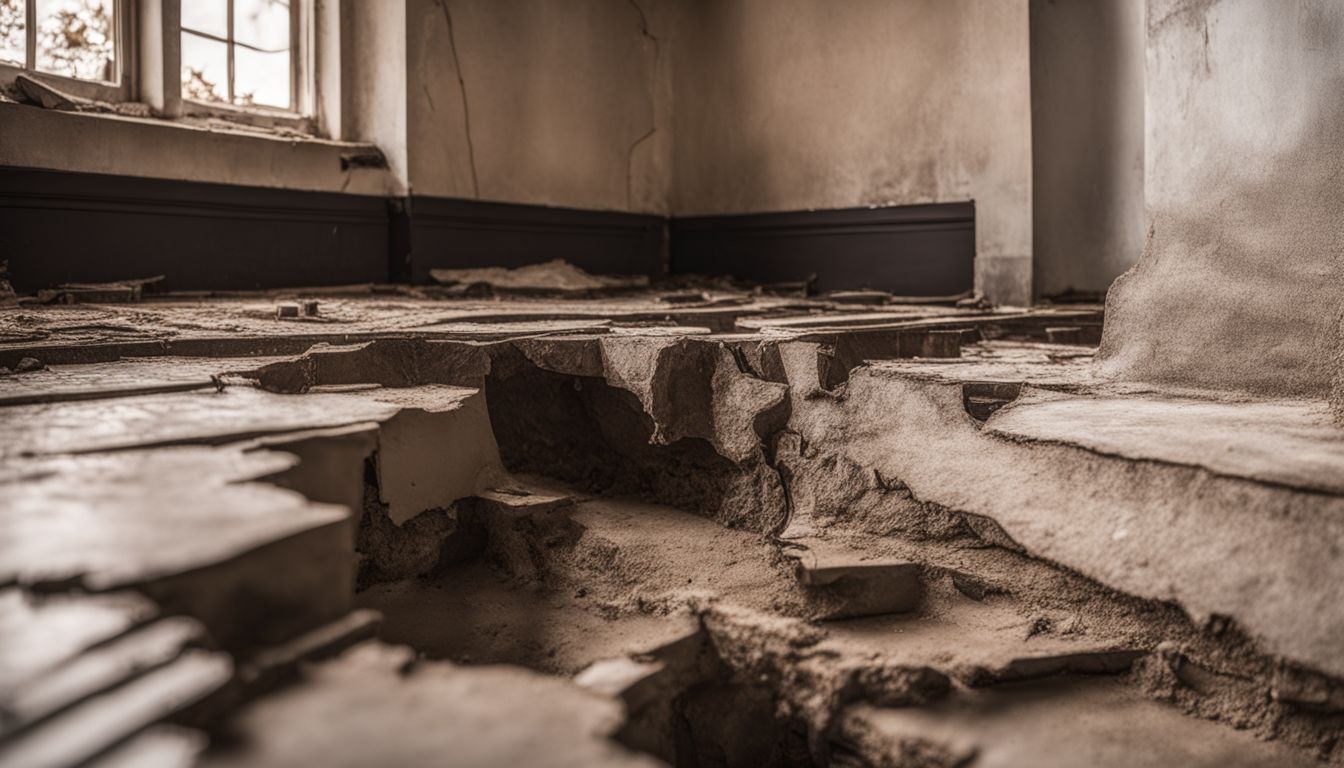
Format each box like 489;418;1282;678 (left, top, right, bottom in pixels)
0;100;400;196
179;98;318;136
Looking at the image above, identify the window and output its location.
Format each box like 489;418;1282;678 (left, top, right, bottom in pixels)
0;0;130;101
0;0;314;128
180;0;301;113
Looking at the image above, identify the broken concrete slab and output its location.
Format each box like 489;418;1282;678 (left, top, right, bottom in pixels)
244;424;379;519
0;386;403;457
776;356;1344;680
372;387;504;525
817;585;1144;689
0;650;231;768
3;288;1341;764
85;726;207;768
836;675;1306;767
0;588;160;712
202;641;662;768
0;355;293;404
788;539;923;620
0;447;354;649
241;338;492;393
985;387;1344;495
3;616;204;736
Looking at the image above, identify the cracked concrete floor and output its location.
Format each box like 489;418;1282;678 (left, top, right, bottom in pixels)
1;286;1340;766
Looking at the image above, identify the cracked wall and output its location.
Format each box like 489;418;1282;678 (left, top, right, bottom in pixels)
665;0;1034;305
405;0;671;213
1098;0;1344;404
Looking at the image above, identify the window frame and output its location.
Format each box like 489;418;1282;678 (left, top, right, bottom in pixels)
0;0;317;133
177;0;313;130
0;0;135;103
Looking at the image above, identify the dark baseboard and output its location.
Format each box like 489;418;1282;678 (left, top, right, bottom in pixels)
0;167;389;293
670;202;975;295
405;196;666;282
1;167;975;296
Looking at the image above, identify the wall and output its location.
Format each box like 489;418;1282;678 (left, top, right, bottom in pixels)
404;0;670;213
1098;0;1344;404
340;0;409;190
1029;0;1145;299
0;167;390;292
667;0;1033;305
2;0;1038;300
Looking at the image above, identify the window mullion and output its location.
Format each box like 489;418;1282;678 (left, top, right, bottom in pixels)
225;0;234;104
289;0;300;113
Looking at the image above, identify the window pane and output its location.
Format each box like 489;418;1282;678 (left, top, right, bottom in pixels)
36;0;115;82
234;0;289;52
0;0;24;65
181;31;228;104
234;45;288;108
181;0;226;38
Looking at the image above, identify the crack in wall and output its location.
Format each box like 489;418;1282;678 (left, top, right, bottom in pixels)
625;0;660;211
436;0;480;198
626;126;657;211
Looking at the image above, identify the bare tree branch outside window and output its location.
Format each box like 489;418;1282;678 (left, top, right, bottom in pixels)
0;0;24;66
39;0;114;81
0;0;114;82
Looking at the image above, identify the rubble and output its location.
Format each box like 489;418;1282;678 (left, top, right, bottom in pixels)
2;289;1342;766
430;259;651;298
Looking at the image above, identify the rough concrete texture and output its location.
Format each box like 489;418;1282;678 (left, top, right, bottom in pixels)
203;641;662;768
839;676;1306;767
4;284;1344;765
667;0;1034;304
1099;0;1344;405
406;0;669;212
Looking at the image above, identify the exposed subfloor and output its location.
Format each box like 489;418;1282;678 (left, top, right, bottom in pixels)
3;282;1342;766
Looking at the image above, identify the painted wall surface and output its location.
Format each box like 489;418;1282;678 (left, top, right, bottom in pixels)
340;0;409;191
404;0;669;213
666;0;1034;305
1098;0;1344;403
1029;0;1145;298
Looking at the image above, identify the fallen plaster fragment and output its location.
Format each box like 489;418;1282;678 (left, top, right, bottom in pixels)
430;259;651;297
788;539;923;620
575;657;666;699
371;387;505;525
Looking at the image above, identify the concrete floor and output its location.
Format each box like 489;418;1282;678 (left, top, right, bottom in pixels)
1;281;1340;766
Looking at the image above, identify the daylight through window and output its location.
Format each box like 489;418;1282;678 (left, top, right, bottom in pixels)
181;0;294;110
0;0;116;83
